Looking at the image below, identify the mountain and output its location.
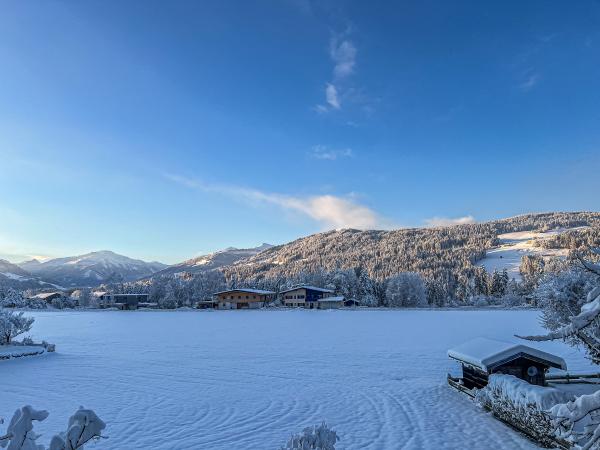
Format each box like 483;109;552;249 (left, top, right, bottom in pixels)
0;259;65;289
0;259;34;281
17;259;42;272
153;243;274;278
220;212;600;283
18;251;168;288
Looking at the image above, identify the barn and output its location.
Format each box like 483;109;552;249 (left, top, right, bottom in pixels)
447;337;567;389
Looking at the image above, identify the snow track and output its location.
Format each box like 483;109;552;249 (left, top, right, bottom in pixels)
0;310;591;449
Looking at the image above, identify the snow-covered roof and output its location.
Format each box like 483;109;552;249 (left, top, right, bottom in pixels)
317;296;345;302
280;285;335;294
213;288;275;295
447;337;567;372
31;292;62;300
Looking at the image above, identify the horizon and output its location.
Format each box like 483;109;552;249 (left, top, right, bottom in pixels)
1;1;599;264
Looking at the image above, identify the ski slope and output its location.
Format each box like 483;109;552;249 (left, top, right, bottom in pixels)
478;228;586;280
0;310;591;449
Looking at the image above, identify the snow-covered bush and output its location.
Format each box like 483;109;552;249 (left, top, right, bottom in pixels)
500;293;526;307
385;272;427;307
475;374;571;446
280;422;339;450
0;289;25;308
24;299;47;310
0;309;34;345
469;295;489;307
51;297;75;310
0;406;105;450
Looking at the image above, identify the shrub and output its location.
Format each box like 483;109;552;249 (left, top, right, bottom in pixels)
280;422;339;450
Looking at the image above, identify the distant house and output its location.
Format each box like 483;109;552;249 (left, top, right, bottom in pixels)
98;293;148;310
317;296;345;310
30;292;63;303
213;289;274;310
280;285;337;309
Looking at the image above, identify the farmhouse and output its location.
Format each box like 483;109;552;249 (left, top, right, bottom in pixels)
98;293;148;310
447;337;567;389
30;292;63;303
213;289;274;310
280;285;340;309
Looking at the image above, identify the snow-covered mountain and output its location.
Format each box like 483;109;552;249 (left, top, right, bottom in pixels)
0;259;34;281
18;251;168;287
153;243;273;278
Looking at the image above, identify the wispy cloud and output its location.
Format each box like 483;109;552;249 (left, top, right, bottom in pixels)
424;215;476;227
325;83;341;109
309;145;353;160
330;37;356;79
315;30;357;113
165;174;392;230
519;72;540;92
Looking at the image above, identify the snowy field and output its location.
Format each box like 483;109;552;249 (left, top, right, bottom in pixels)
0;310;593;449
478;228;586;280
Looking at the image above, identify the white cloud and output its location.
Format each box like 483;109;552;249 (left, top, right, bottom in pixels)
310;145;353;160
165;174;391;230
315;32;358;113
325;83;341;109
519;73;540;92
424;215;476;227
330;38;356;79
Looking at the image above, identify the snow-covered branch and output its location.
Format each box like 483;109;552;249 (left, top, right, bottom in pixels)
280;422;339;450
0;406;105;450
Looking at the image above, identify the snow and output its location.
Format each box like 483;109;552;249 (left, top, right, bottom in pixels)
0;272;28;281
213;288;275;295
478;228;584;280
487;374;572;409
281;285;335;293
448;337;567;371
1;310;594;449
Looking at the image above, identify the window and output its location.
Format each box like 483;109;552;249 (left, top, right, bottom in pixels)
245;295;249;299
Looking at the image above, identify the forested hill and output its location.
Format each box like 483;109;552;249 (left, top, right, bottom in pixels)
222;212;600;284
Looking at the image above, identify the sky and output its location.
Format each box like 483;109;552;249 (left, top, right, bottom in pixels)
1;0;599;264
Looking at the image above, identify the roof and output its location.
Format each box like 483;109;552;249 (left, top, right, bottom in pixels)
447;337;567;372
111;293;148;297
213;288;275;295
317;296;345;302
280;285;335;294
31;292;62;299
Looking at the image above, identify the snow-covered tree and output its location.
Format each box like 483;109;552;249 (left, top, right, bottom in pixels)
158;282;177;309
279;422;339;450
518;250;600;448
77;289;92;308
0;406;105;450
0;309;34;345
0;289;25;308
385;272;427;307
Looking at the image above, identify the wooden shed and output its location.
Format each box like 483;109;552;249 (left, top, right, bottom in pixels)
448;337;567;389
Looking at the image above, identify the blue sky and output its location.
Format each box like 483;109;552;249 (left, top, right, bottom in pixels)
1;1;599;264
